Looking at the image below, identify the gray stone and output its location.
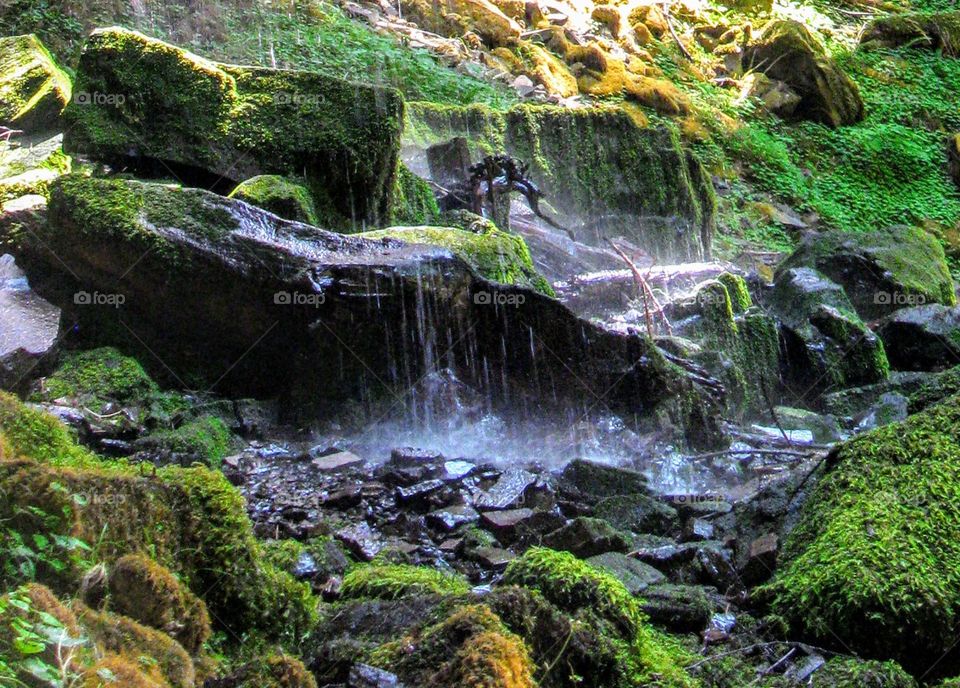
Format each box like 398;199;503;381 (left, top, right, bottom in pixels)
542;517;629;558
594;493;678;535
427;504;479;531
639;584;717;632
335;522;383;562
476;467;536;511
0;252;59;392
350;663;403;688
877;304;960;372
313;450;365;473
586;552;665;593
471;546;516;570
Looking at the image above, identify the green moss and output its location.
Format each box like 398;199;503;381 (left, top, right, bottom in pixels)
341;564;471;600
228;175;319;225
501;548;696;687
810;657;917;688
406;102;715;261
862;11;960;55
360;224;555;296
0;33;71;132
137;416;232;468
0;167;60;203
64;27;404;228
236;654;318;688
717;273;752;313
388;163;440;226
769;396;960;672
0;392;317;644
39;347;157;407
909;364;960;412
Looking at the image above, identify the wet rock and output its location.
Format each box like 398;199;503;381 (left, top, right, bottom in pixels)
322;485;363;509
313;451;366;473
877;304;960;372
349;664;403;688
389;447;443;467
632;540;736;590
481;507;534;537
770;267;889;396
427;504;479;531
665;496;732;519
395;479;446;507
639;584;717;632
557;459;650;507
293;552;320;580
741;533;778;585
776;225;956;321
594;493;679;536
335;523;383;562
475;467;537;510
27;174;722;448
426;137;471;189
470;546;516;570
743;20;863;127
768;406;842;444
784;654;826;682
683;518;715;542
585;552;664;593
855;391;909;433
542;516;629;558
440;459;476;482
822;371;933;419
0;253;60;392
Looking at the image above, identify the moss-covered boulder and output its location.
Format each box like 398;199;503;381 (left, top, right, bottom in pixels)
235;654;318;688
0;34;71;133
360;224;553;295
744;20;864;127
63;27;403;228
0;392;316;643
340;563;471;600
876;304;960;372
106;554;211;654
405;102;715;262
811;658;917;688
769;396;960;673
228;175;319;225
28;174;722;447
770;267;889;397
862;11;960;55
776;225;957;321
388;162;441;226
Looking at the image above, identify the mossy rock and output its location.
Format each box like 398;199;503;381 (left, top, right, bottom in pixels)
744;20;864;127
717;273;752;314
133;415;233;467
236;654;318;688
0;392;316;643
78;603;195;688
359;224;554;295
106;554;211;655
388;162;441;226
769;396;960;673
0;34;71;133
862;11;960;55
64;27;404;228
809;657;917;687
405;102;715;262
340;564;471;600
776;225;956;321
79;653;169;688
228;175;319;225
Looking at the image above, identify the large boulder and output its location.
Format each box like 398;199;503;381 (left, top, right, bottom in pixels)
0;252;60;393
405;102;716;262
743;20;864;127
0;34;71;133
877;304;960;372
861;11;960;55
769;267;889;399
63;27;403;228
770;396;960;675
16;174;723;448
776;226;956;321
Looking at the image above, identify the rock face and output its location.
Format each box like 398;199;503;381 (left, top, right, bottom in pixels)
770;267;889;399
405;102;715;262
862;11;960;55
743;20;864;127
19;174;723;448
63;27;403;228
770;396;960;674
0;253;60;392
877;304;960;372
0;34;71;133
776;226;956;321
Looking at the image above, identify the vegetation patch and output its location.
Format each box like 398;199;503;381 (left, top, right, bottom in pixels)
341;563;471;600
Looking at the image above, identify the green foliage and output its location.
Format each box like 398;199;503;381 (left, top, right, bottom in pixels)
139;415;233;467
341;564;471;600
388;163;441;226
